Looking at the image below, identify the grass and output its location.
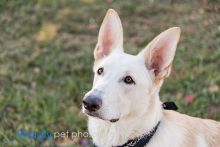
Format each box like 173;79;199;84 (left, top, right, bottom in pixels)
0;0;220;146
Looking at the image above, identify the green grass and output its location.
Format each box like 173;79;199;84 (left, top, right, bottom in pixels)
0;0;220;146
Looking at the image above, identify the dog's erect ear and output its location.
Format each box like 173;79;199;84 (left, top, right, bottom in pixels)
94;9;123;61
139;27;181;80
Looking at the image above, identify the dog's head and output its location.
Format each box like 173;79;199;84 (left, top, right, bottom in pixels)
82;9;181;122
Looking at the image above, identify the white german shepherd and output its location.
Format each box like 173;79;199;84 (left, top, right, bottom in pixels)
82;9;220;147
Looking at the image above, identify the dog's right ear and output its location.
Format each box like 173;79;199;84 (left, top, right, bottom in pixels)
94;9;123;61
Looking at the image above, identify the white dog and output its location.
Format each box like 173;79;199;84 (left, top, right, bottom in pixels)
82;9;220;147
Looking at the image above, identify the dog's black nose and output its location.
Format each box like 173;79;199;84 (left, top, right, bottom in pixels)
83;95;102;112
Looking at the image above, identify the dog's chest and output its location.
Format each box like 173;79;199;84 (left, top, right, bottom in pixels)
88;119;183;147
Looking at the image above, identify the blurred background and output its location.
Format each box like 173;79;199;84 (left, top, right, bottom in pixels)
0;0;220;146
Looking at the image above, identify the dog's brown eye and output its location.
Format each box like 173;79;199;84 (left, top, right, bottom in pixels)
97;67;104;75
124;76;135;84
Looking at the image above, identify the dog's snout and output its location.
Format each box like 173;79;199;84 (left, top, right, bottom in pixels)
83;95;102;112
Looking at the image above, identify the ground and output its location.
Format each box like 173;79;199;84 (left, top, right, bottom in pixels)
0;0;220;146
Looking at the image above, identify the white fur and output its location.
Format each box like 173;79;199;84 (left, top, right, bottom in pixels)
196;135;208;147
82;9;220;147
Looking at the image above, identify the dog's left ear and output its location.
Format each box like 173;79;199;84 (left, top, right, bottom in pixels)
94;9;123;61
138;27;181;81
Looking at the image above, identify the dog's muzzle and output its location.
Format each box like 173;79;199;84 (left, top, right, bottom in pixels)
83;90;119;123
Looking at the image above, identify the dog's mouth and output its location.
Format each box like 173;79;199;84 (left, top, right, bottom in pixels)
84;111;119;123
109;119;119;123
86;111;99;118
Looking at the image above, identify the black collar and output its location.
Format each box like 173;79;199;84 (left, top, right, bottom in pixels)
94;121;160;147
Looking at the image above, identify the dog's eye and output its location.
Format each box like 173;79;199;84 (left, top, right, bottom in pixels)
97;67;104;75
123;76;135;84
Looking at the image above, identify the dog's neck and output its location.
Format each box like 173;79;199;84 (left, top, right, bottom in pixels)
88;94;163;147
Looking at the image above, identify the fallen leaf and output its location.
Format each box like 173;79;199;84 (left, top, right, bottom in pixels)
207;105;220;114
36;22;58;42
184;95;196;104
58;8;72;19
5;106;16;113
33;67;40;74
208;84;219;93
55;137;79;146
